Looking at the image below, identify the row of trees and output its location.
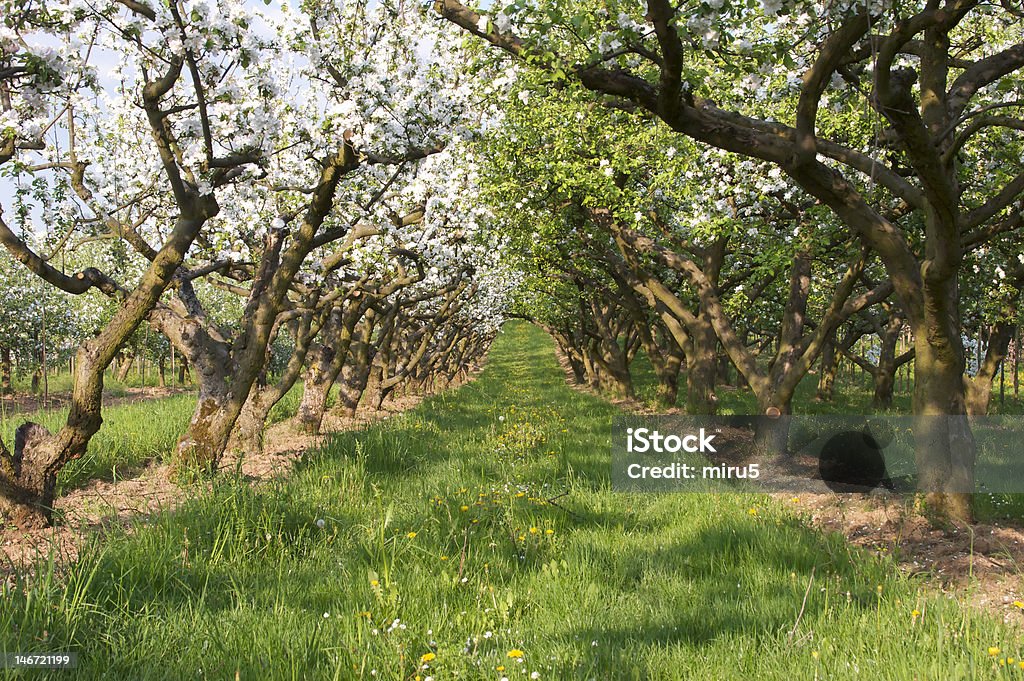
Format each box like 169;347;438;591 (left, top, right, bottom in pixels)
2;0;1022;528
437;0;1024;522
0;0;514;528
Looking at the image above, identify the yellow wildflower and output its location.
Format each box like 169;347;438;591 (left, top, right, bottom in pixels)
420;652;436;663
989;647;1001;656
407;532;417;539
507;649;524;659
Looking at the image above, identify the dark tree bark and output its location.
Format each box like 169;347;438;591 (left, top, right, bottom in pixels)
0;346;11;395
965;321;1016;416
815;339;838;402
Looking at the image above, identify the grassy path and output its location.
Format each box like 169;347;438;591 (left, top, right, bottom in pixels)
1;322;1019;679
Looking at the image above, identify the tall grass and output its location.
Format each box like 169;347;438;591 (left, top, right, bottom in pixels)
0;322;1019;679
1;394;196;492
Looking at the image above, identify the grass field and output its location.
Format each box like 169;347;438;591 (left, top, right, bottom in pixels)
0;378;308;495
1;321;1021;679
0;394;195;493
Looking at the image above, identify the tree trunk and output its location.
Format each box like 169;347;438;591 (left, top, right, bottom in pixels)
116;354;134;382
176;392;245;472
296;344;336;434
654;349;682;408
232;393;271;456
337;359;372;418
566;351;586;384
965;321;1015;416
913;283;974;524
872;327;900;410
0;346;10;395
816;340;837;402
685;317;718;414
593;339;634;399
752;390;793;457
362;360;387;412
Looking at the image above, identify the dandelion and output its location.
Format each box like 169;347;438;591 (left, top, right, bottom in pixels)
507;649;524;659
989;647;1001;656
440;555;449;561
911;609;920;619
420;652;436;664
1014;601;1024;609
315;518;325;528
748;507;758;516
545;529;554;535
407;532;418;539
529;527;539;534
370;579;380;587
460;505;469;512
496;665;505;671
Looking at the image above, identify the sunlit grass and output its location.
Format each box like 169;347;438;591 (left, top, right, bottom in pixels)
0;322;1020;679
1;394;196;492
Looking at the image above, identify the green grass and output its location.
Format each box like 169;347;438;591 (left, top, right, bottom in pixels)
0;377;307;494
1;321;1020;679
4;368;183;396
0;394;196;492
